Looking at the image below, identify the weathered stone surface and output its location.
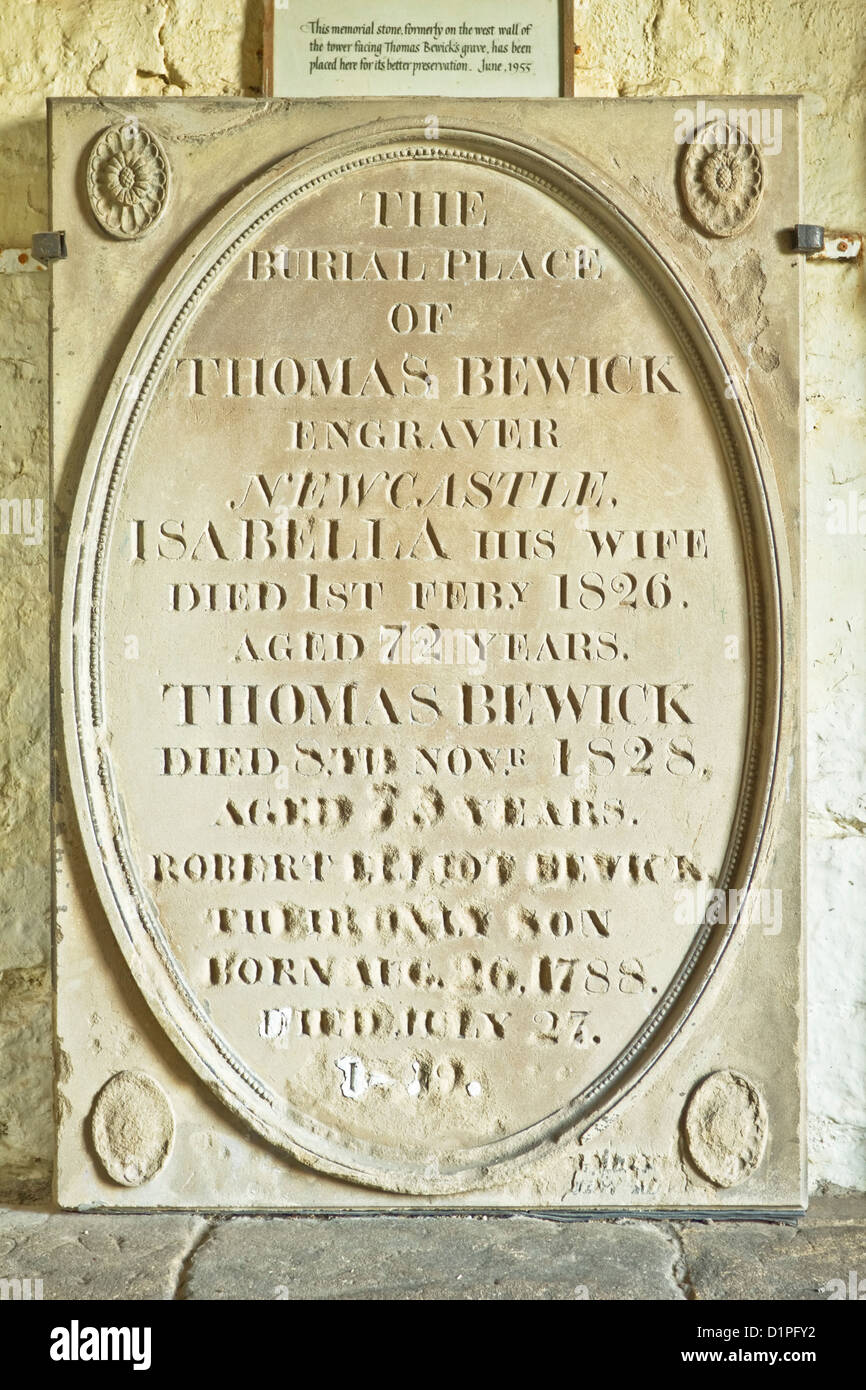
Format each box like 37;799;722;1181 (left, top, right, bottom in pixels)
0;1209;205;1300
183;1214;683;1301
0;0;259;1206
51;93;802;1210
674;1203;866;1301
0;0;862;1200
0;1167;52;1208
90;1072;175;1187
683;1071;768;1189
807;1188;866;1226
0;1198;861;1299
0;969;52;1193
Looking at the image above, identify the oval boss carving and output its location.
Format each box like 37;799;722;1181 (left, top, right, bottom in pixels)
90;1071;175;1187
64;122;785;1194
683;1070;768;1188
86;122;170;240
681;121;764;238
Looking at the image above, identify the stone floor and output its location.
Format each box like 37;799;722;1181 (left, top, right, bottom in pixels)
0;1191;862;1300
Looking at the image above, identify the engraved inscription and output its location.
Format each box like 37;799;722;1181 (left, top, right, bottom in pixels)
64;133;782;1193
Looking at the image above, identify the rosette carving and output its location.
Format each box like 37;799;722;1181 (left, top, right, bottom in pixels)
86;122;169;239
681;122;764;237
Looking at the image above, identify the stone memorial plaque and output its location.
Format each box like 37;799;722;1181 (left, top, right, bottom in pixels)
51;98;803;1210
264;1;572;98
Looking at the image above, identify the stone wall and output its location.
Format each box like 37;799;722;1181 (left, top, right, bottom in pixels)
0;0;862;1198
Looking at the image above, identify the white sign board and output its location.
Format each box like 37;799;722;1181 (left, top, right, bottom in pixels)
265;0;571;97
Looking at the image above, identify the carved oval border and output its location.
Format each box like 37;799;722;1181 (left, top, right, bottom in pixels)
63;122;787;1194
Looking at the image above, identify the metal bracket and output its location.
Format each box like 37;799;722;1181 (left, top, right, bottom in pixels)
31;231;67;263
792;224;862;262
0;230;67;275
792;224;824;253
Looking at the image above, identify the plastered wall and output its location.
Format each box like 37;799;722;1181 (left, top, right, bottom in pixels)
0;0;862;1199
